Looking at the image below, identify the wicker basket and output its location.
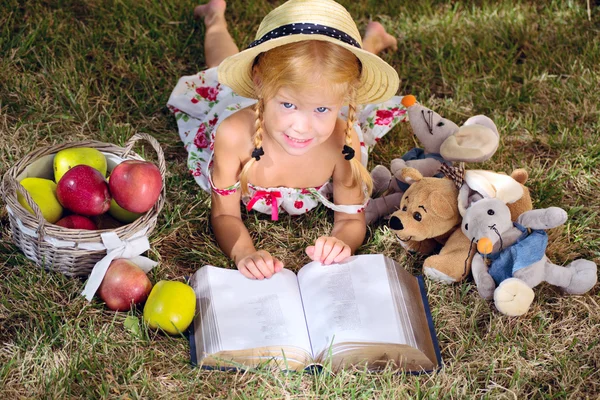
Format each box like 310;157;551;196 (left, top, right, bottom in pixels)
1;133;166;277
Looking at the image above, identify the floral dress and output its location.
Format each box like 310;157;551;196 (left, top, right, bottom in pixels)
167;67;408;220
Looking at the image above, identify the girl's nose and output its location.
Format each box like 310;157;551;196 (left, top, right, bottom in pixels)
291;114;310;134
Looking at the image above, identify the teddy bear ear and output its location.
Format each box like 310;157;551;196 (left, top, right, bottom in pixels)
400;167;423;184
439;115;500;162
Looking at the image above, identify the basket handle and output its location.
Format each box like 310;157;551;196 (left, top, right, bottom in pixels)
7;177;47;241
121;133;167;178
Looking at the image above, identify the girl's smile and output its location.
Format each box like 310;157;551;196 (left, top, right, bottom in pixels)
283;133;314;148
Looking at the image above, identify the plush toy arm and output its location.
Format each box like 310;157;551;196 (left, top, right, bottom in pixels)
516;207;568;230
365;192;404;225
471;254;496;300
391;158;442;181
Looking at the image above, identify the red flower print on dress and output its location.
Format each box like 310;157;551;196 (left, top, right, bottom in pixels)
191;167;202;177
196;86;218;102
391;107;406;117
294;200;304;209
375;109;394;126
208;116;218;126
191;98;199;104
194;124;209;148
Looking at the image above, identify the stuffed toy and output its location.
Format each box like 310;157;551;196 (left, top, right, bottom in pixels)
388;167;533;283
366;95;500;224
461;197;598;316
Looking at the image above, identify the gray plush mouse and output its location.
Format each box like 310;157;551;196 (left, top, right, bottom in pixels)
461;197;597;316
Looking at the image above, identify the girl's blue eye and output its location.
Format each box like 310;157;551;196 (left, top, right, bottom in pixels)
282;102;295;109
316;107;329;113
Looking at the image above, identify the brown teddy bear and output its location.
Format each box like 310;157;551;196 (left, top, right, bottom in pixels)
388;167;533;283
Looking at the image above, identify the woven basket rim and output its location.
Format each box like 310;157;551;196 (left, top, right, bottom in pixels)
1;133;166;243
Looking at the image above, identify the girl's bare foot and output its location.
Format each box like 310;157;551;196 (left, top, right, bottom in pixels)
194;0;227;26
363;21;398;54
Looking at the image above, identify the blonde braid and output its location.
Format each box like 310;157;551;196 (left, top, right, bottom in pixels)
240;98;265;195
344;95;373;197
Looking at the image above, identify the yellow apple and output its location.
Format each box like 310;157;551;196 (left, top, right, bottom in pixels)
143;280;196;335
108;198;143;223
17;177;63;223
54;147;107;183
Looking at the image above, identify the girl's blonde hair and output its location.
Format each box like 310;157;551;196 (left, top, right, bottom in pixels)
240;40;373;197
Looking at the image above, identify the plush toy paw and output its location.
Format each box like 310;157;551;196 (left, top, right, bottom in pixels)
423;254;468;283
562;259;598;295
493;278;535;316
474;273;496;300
390;158;408;180
423;267;457;284
371;165;392;195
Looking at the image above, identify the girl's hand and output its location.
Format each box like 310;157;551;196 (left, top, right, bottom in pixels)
305;236;352;265
236;250;284;280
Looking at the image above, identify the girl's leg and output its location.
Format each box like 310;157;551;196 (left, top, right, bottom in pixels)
362;21;398;55
194;0;239;68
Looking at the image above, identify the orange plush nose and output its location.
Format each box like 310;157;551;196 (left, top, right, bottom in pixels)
477;238;493;254
401;94;416;108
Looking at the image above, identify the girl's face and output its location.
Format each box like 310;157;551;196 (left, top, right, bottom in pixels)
262;86;344;157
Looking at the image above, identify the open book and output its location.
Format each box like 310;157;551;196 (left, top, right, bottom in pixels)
189;254;441;373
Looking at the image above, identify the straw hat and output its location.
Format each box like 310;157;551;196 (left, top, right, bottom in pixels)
217;0;400;104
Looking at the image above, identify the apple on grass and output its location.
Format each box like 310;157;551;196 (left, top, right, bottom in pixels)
55;215;97;230
56;165;111;216
109;160;162;213
143;281;196;335
98;259;153;312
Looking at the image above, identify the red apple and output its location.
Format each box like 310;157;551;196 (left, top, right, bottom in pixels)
55;215;97;230
97;259;153;311
109;160;162;213
57;165;111;216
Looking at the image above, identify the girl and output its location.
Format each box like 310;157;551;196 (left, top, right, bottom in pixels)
168;0;407;280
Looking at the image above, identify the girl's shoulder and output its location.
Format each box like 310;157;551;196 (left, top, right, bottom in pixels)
214;107;255;155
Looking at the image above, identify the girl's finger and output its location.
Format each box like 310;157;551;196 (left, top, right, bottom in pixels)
238;264;256;280
320;240;335;263
255;256;274;279
323;243;342;265
245;260;265;280
313;237;326;262
305;246;316;259
333;246;351;263
274;258;284;272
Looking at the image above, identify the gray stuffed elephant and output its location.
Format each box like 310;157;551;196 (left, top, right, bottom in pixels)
461;197;597;316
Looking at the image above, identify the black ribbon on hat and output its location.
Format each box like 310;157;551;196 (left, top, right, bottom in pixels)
248;22;361;50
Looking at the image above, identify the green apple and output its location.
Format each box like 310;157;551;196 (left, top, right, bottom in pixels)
53;147;107;183
108;198;143;223
143;281;196;335
17;177;63;223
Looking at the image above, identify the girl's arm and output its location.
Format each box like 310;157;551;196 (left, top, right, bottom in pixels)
210;117;282;279
306;128;366;263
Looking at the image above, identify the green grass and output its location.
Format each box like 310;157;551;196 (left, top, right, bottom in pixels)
1;0;600;397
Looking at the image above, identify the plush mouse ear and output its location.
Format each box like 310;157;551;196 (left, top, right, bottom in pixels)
439;115;500;162
464;170;524;204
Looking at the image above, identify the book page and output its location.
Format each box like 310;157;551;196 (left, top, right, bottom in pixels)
297;254;408;358
192;266;313;358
